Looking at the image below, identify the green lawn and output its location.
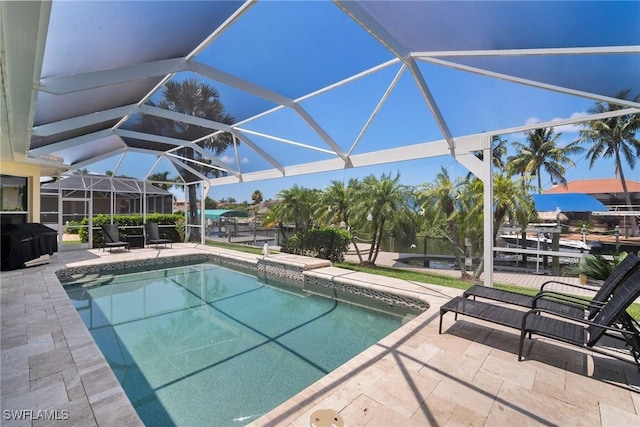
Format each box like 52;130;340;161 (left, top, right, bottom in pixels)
203;241;640;319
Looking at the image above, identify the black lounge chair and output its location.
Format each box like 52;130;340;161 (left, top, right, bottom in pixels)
463;253;640;319
519;267;640;366
144;223;172;249
101;223;130;252
439;268;640;368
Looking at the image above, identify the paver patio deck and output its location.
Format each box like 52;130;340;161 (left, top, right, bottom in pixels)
1;245;639;426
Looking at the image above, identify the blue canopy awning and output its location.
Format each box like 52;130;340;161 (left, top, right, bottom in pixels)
532;193;608;213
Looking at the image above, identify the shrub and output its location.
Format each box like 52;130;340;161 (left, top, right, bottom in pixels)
79;213;185;247
565;251;629;281
281;228;351;262
64;220;82;234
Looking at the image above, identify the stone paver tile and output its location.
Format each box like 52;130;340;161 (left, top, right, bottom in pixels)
531;360;566;390
365;366;439;418
429;329;477;355
410;392;458;426
491;381;600;426
462;340;492;361
413;341;442;363
324;394;378;426
29;348;75;382
419;349;484;383
445;404;488;427
80;365;123;404
29;372;64;394
431;371;502;418
1;356;28;381
67;341;105;371
522;338;587;371
599;401;640;427
346;394;423;427
480;354;536;389
3;375;69;412
1;371;30;400
564;368;636;413
285;375;371;424
1;332;28;350
447;320;493;343
379;346;427;373
32;396;97;427
61;368;85;401
90;389;143;427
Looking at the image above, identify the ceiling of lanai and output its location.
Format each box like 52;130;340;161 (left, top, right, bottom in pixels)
2;1;639;185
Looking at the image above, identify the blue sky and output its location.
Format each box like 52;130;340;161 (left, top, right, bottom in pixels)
82;1;639;203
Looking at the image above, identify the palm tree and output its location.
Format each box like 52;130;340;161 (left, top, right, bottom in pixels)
137;78;235;240
508;127;583;192
251;190;263;205
73;168;89;175
418;167;469;277
351;172;413;266
250;189;263;228
271;185;320;240
577;90;640;236
147;171;175;191
317;179;364;264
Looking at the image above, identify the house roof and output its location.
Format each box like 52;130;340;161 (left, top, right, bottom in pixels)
544;179;640;195
2;1;639;185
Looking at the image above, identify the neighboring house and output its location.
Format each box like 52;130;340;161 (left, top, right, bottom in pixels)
247;200;278;223
544;178;640;234
173;200;192;212
544;179;640;206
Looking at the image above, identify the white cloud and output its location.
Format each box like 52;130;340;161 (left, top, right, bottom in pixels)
220;155;235;164
524;116;541;127
553;111;590;133
521;111;590;135
219;155;250;165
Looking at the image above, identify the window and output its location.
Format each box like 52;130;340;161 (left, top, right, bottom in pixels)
1;175;28;224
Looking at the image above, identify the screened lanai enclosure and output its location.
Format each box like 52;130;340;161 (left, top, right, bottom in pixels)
1;1;639;285
39;175;174;249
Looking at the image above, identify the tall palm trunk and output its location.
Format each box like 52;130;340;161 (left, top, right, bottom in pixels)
371;219;385;265
344;216;364;264
188;186;200;241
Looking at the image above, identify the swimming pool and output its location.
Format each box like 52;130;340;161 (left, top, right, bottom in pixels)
65;263;409;426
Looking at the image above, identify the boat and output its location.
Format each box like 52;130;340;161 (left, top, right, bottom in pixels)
499;233;591;253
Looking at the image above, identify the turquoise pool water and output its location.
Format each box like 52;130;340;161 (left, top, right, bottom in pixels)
65;263;407;426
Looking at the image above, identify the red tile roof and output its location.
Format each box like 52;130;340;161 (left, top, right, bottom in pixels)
544;179;640;194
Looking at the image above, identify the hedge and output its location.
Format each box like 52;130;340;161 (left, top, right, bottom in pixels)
79;213;185;247
280;228;351;262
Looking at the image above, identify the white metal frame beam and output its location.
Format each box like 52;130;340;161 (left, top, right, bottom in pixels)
37;58;189;94
334;0;456;153
415;56;640;109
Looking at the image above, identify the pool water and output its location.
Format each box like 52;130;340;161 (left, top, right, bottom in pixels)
65;263;407;426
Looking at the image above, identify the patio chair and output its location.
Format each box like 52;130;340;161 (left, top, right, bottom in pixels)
144;222;172;249
101;223;130;252
439;268;640;368
462;253;640;319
